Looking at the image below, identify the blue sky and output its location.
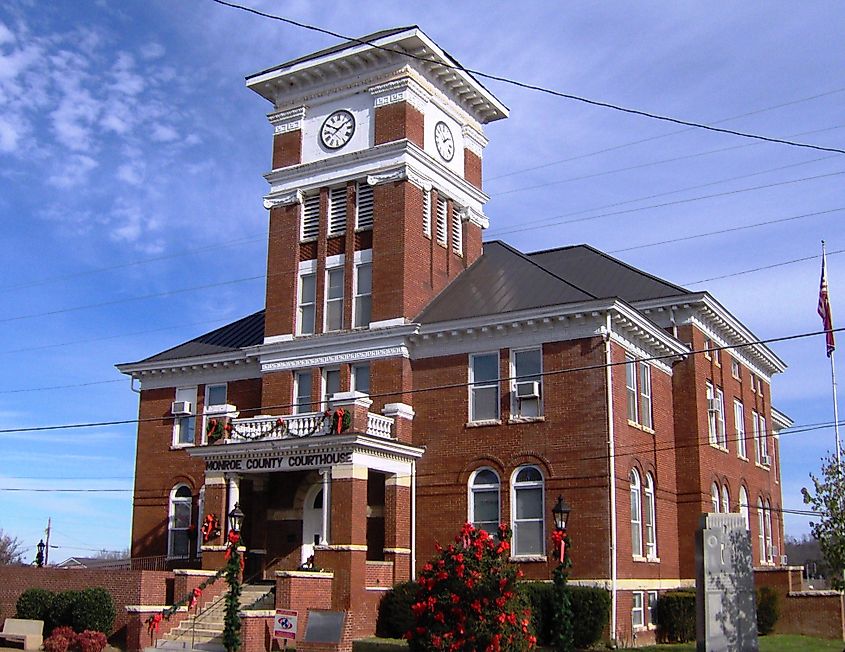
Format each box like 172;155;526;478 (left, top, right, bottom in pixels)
1;1;843;562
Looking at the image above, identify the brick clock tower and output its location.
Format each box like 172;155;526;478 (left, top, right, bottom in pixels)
248;27;507;415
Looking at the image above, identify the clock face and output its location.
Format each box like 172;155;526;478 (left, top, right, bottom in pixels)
320;110;355;150
434;121;454;161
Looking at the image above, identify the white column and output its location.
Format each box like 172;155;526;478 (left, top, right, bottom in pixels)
226;474;240;532
319;468;331;545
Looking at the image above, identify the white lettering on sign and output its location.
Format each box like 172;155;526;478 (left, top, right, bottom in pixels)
274;609;298;641
205;451;352;473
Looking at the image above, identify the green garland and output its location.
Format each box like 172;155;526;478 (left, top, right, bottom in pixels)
207;409;352;443
145;568;225;628
222;546;242;652
550;533;574;652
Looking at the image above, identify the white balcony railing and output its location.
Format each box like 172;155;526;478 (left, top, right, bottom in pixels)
227;410;394;442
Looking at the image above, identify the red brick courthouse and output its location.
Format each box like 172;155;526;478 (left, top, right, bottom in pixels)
115;27;793;649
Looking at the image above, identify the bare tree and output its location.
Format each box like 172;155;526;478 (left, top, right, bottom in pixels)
93;548;130;560
0;529;26;565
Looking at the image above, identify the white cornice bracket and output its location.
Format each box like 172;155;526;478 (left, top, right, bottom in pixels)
461;125;488;158
369;76;431;114
457;205;489;229
263;189;304;210
268;106;307;134
367;168;407;186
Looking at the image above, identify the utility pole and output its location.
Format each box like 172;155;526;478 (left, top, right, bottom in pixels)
44;518;51;566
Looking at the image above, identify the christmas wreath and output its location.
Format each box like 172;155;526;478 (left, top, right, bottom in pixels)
206;417;232;444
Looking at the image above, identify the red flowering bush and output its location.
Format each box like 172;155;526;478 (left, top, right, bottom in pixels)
406;523;536;652
43;628;107;652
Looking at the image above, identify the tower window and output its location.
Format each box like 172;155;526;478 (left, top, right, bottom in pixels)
356;182;374;230
328;186;347;236
301;193;320;240
298;272;317;335
422;189;431;238
451;207;462;255
325;267;344;332
436;196;447;246
353;263;372;328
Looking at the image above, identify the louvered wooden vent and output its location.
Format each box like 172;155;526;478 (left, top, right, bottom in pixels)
301;193;320;240
356;182;374;230
436;196;448;245
422;189;431;237
328;187;347;236
451;207;463;255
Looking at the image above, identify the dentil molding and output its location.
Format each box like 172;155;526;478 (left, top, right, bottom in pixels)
267;107;307;134
369;77;431;114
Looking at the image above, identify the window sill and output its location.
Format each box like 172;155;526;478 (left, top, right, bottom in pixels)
508;416;545;424
627;420;655;434
171;443;196;450
755;462;771;471
709;443;729;453
738;455;749;462
509;555;547;563
466;419;502;428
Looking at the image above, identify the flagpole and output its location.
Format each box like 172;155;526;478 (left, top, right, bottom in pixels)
822;240;842;465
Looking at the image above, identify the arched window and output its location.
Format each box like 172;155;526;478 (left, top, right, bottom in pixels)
630;469;643;557
469;468;501;535
711;482;720;513
169;484;193;559
757;497;766;564
721;484;730;515
765;499;774;563
511;466;544;556
644;473;657;559
739;486;750;530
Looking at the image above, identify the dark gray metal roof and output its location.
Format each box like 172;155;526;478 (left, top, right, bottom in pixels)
139;310;265;363
416;241;597;324
528;244;689;302
246;26;417;80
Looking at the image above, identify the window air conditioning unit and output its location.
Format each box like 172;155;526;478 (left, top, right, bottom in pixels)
707;398;720;412
515;381;540;399
780;555;788;565
761;454;771;466
171;401;192;416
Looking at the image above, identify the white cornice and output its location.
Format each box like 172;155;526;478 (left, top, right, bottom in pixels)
369;76;431;113
771;407;793;431
263;189;303;210
116;349;262;389
461;125;488;157
267;107;306;134
634;293;787;377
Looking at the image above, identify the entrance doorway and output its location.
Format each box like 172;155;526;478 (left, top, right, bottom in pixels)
301;485;324;566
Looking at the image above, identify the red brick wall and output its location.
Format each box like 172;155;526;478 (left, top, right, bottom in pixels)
755;568;845;640
0;567;173;637
364;562;393;589
272;130;301;169
265;203;300;338
464;149;482;189
275;573;334;641
373;102;424;148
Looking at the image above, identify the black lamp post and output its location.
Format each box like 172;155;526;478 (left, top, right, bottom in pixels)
223;503;244;652
35;540;45;568
551;494;574;652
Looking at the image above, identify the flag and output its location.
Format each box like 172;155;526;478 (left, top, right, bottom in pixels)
819;244;835;357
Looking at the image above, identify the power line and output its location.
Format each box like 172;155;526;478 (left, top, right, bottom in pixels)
684;248;845;286
0;379;124;394
0;324;839;434
209;0;845;156
487;169;845;238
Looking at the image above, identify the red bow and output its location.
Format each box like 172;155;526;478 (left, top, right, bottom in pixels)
188;587;202;610
148;613;162;636
335;408;345;434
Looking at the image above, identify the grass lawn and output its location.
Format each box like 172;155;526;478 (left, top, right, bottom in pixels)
354;634;844;651
638;634;843;651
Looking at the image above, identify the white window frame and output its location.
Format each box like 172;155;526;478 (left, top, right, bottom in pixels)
468;467;501;535
644;472;657;559
731;357;741;380
711;482;720;513
510;347;543;419
351;363;370;395
739;486;750;530
647;591;659;628
752;409;761;464
353;261;372;329
510;465;545;557
202;383;229;442
639;361;653;430
297;269;317;336
294;371;313;415
626;355;638;423
759;414;769;464
632;591;645;630
630;469;643;558
196;485;205;557
469;351;500;423
324;266;345;333
172;386;197;448
765;499;774;563
703;337;712;360
757;497;766;563
168;484;193;560
735;400;747;459
721;484;730;515
322;367;341;409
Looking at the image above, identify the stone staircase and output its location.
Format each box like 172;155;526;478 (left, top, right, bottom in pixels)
150;584;275;652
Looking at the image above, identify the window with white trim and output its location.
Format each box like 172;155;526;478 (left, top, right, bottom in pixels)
648;591;659;626
765;499;774;563
469;352;499;422
735;400;747;459
711;482;720;513
757;497;766;563
632;592;645;629
169;485;192;559
173;386;197;446
324;267;344;332
739;486;750;530
759;414;769;464
328;186;347;236
512;466;544;556
356;182;374;230
294;371;312;414
353;263;372;328
469;468;500;535
630;469;643;557
323;368;340;409
721;484;730;515
626;355;638;423
422;188;431;237
707;383;726;447
752;410;762;464
451;208;462;255
352;364;370;395
436;195;447;246
731;357;741;379
644;472;657;558
703;337;712;360
511;348;542;418
206;383;227;409
298;272;317;335
196;486;205;557
639;362;653;430
301;193;320;240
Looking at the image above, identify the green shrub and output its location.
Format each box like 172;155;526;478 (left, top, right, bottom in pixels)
519;582;554;644
376;581;418;639
16;588;53;626
756;586;779;635
655;590;696;643
70;588;115;634
48;591;80;633
570;586;611;649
